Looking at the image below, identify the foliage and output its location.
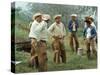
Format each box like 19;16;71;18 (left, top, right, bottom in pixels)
15;47;97;73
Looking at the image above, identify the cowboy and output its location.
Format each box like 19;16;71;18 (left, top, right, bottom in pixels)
89;16;97;44
68;14;79;53
48;15;66;64
83;20;97;59
84;16;97;44
29;13;48;71
36;14;51;71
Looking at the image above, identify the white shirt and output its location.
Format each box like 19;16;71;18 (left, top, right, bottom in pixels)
48;22;66;37
86;27;91;39
29;20;48;41
72;22;76;31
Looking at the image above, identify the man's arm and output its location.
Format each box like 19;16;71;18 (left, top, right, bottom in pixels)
68;20;73;31
36;21;46;32
48;24;55;36
90;27;97;39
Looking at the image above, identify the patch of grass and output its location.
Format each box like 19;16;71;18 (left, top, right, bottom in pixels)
14;26;97;73
15;48;97;73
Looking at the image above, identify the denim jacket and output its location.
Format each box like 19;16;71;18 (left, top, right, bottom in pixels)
83;26;97;39
68;20;79;32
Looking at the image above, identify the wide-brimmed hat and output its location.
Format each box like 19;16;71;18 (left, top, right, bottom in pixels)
89;16;94;21
42;14;51;20
54;14;62;19
71;14;77;17
32;13;42;20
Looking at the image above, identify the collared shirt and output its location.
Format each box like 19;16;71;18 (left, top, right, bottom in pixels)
29;20;48;41
48;22;66;37
72;22;76;31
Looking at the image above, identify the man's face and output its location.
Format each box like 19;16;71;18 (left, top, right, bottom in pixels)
72;16;76;21
35;15;42;23
86;21;91;27
55;17;61;24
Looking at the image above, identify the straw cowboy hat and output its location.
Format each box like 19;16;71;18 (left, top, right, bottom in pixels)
42;14;51;21
70;14;77;17
54;14;62;19
32;13;42;20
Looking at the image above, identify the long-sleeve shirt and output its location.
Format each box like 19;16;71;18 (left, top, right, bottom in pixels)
29;20;48;41
48;22;66;37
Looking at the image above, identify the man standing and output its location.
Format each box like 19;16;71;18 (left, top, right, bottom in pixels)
48;15;66;63
29;13;48;72
89;16;97;44
84;16;97;44
83;20;97;59
68;14;79;53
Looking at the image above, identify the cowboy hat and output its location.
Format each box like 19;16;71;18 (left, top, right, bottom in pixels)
54;14;62;19
32;13;42;20
71;14;77;17
42;14;51;20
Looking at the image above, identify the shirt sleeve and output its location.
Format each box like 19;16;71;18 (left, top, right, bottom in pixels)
76;20;79;28
91;27;97;39
68;20;71;29
48;23;55;36
92;22;96;30
29;22;36;38
30;22;36;33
